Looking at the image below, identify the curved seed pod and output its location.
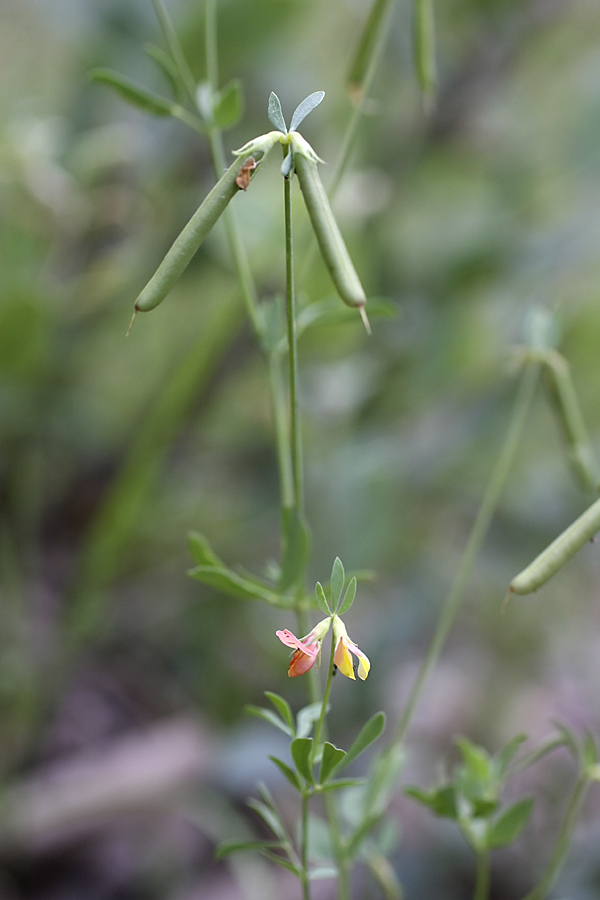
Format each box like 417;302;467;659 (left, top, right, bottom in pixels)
510;495;600;595
292;144;368;329
135;154;258;314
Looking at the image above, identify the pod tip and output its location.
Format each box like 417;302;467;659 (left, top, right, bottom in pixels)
127;307;138;337
359;305;371;336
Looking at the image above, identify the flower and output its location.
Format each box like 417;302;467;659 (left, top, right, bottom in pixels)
332;615;370;681
276;618;330;678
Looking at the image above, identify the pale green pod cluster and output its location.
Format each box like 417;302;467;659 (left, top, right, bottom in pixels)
135;154;254;313
292;136;368;326
510;495;600;595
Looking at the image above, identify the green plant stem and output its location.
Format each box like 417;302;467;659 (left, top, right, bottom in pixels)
392;361;540;746
330;0;395;199
268;355;294;510
301;791;311;900
312;624;336;754
205;0;219;89
284;172;304;516
521;774;589;900
474;849;490;900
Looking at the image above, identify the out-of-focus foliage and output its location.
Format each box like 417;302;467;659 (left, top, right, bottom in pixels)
3;0;600;897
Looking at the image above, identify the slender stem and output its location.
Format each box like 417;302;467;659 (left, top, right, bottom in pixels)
521;774;589;900
205;0;219;89
268;355;294;510
474;849;490;900
301;790;311;900
392;362;540;746
284;172;304;516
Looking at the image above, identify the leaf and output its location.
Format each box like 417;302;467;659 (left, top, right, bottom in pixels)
332;712;386;774
265;691;295;733
315;778;365;794
144;43;182;100
213;79;243;130
455;736;493;784
330;557;345;608
405;785;458;819
320;743;347;783
258;849;300;875
151;0;196;99
188;565;283;605
268;91;287;133
413;0;437;105
470;797;499;818
291;737;315;783
247;798;287;842
245;705;293;737
583;732;598;768
495;734;527;779
269;755;302;791
315;582;331;615
488;798;534;849
338;576;357;616
89;68;174;116
297;701;324;739
187;531;223;567
216;839;283;859
347;0;393;101
290;91;325;132
279;507;311;592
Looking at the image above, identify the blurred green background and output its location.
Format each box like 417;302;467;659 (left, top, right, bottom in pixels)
3;0;600;897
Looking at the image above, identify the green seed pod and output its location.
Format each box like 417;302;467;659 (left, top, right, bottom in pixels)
510;495;600;595
134;154;258;314
292;137;368;328
542;351;599;493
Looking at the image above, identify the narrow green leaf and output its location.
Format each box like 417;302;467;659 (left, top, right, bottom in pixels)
245;705;293;737
290;91;325;132
488;798;534;849
333;712;386;775
583;732;598;768
471;797;499;818
89;68;174;116
247;798;287;842
216;839;282;859
405;785;458;819
315;582;331;615
187;532;223;567
330;557;345;608
268;91;287;133
144;43;182;100
320;742;347;783
151;0;196;100
213;78;243;130
269;755;302;791
455;737;492;784
347;0;393;101
279;507;311;592
315;778;365;794
413;0;437;106
337;576;357;616
188;565;283;605
291;737;315;783
258;849;300;875
494;734;527;779
346;813;383;858
265;691;295;733
297;702;324;739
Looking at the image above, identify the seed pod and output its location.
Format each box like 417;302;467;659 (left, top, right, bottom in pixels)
134;154;257;313
293;147;368;327
510;495;600;595
542;351;599;493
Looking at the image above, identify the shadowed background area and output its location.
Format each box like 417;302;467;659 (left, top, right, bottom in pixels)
2;0;600;897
